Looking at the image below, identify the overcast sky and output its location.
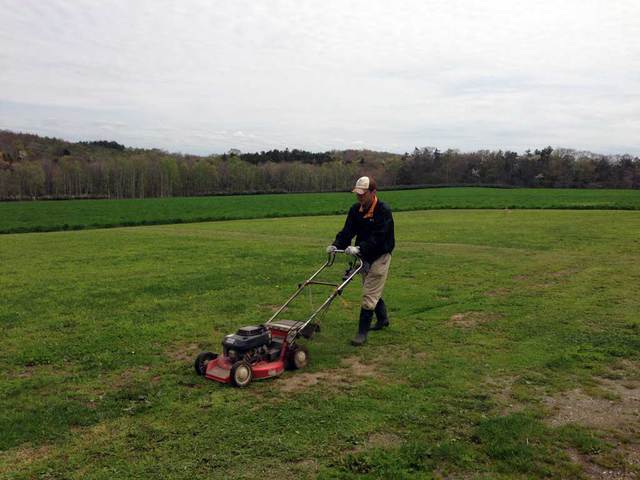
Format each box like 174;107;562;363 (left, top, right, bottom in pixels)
1;0;639;155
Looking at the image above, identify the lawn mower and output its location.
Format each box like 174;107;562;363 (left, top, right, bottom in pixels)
194;250;363;387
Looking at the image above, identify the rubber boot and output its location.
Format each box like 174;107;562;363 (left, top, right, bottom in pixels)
351;308;373;346
370;298;390;330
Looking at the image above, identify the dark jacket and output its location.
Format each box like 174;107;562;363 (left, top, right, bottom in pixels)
333;199;395;263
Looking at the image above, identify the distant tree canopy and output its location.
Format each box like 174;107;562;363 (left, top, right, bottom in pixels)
78;140;126;151
0;130;638;200
238;149;332;165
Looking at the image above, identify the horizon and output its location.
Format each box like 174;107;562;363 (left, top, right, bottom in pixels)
4;128;637;159
1;1;639;155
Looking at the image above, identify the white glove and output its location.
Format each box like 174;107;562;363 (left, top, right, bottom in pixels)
326;245;338;254
345;246;360;256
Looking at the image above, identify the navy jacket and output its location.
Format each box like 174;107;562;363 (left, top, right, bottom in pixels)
333;200;395;263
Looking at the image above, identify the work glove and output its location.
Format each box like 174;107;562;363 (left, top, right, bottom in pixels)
345;246;360;256
326;245;338;254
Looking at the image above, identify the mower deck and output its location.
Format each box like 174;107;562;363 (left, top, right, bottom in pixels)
204;355;285;384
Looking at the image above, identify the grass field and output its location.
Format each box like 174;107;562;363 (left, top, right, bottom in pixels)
1;208;639;479
1;187;639;234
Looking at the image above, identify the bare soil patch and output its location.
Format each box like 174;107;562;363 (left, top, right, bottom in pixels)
279;371;329;393
340;356;378;377
449;311;502;328
111;365;152;389
277;356;383;393
292;458;319;474
485;375;527;414
0;444;51;475
165;342;201;363
366;432;403;449
11;362;75;380
545;378;640;432
350;432;404;454
608;359;640;382
550;268;579;278
567;447;639;480
546;366;640;479
413;351;429;361
484;288;510;298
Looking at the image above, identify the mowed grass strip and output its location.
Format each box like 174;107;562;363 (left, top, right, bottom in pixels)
1;187;639;234
1;210;639;479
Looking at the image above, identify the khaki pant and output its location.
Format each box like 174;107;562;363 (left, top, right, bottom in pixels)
361;253;391;310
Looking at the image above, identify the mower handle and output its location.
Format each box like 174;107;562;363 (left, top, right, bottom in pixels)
327;249;360;266
265;251;364;342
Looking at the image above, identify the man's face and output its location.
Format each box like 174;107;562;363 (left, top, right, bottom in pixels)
356;190;373;209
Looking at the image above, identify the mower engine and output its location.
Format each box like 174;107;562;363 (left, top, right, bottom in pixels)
222;325;280;363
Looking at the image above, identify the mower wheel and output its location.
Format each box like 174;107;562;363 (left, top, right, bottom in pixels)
286;344;309;370
230;360;253;387
194;352;217;376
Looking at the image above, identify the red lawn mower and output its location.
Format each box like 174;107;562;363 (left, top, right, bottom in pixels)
194;250;363;387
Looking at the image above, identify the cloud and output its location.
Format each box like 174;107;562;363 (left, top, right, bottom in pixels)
0;0;638;154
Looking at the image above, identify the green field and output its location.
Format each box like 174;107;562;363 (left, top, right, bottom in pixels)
1;208;639;479
1;187;639;234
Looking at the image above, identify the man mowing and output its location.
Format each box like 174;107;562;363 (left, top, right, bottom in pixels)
326;176;395;346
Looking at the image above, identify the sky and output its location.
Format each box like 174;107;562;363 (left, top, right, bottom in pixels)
1;0;639;155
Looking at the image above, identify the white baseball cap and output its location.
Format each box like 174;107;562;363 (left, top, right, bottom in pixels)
352;176;370;194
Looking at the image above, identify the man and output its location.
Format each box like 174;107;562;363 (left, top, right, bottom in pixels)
326;176;395;346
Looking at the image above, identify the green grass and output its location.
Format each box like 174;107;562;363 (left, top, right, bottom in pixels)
1;209;639;478
1;187;639;234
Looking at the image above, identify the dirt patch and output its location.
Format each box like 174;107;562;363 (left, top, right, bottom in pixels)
485;375;526;414
550;268;579;278
547;371;640;478
367;432;403;449
0;444;51;475
340;356;377;377
165;342;201;363
513;274;530;281
14;365;41;378
621;444;640;470
567;447;639;480
111;365;151;389
485;288;510;298
350;432;404;454
293;459;318;473
279;371;330;393
276;356;383;393
545;378;640;432
607;359;640;382
413;351;429;361
449;311;502;328
11;363;75;380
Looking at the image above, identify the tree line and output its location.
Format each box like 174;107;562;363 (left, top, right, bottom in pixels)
0;130;638;200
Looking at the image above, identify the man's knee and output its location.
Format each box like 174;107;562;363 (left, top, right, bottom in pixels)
361;295;378;311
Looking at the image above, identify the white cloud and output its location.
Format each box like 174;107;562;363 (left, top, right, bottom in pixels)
0;0;638;154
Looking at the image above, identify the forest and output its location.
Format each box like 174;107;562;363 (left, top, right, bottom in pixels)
1;130;638;200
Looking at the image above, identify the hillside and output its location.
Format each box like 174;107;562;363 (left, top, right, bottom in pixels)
0;130;638;200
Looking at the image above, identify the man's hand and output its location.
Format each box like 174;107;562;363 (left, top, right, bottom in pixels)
326;245;338;254
345;246;360;256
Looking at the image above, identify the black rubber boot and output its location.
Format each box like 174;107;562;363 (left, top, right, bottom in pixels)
370;298;390;330
351;308;373;346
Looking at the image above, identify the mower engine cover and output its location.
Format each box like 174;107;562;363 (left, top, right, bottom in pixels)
222;324;271;353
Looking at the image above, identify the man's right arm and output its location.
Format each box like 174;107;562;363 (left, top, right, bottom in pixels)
333;206;357;249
